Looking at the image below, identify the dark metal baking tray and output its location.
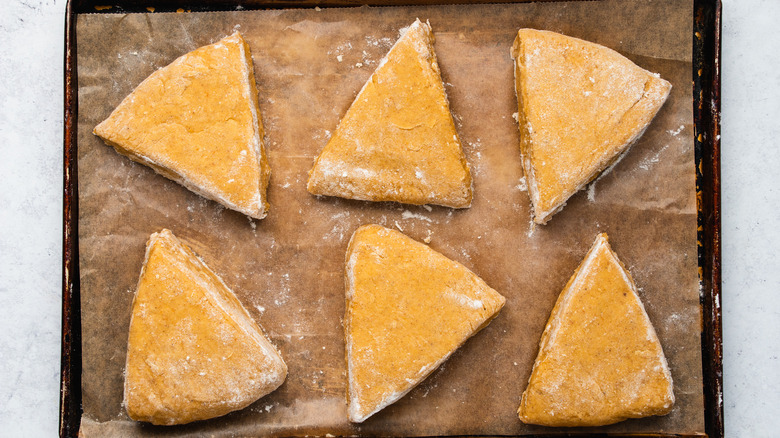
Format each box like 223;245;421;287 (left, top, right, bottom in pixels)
61;0;722;436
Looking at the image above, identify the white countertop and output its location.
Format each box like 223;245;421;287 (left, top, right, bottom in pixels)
0;0;777;436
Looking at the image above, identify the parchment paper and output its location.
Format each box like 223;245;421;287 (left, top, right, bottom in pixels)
76;1;703;435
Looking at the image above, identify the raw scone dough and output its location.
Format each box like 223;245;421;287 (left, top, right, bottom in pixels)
94;32;270;219
518;233;674;427
345;224;505;422
511;29;672;224
124;229;287;425
307;19;472;208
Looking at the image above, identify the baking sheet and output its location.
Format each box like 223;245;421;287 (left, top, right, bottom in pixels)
75;0;703;435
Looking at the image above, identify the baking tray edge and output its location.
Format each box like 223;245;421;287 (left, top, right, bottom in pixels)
692;0;723;437
61;0;82;436
60;0;724;436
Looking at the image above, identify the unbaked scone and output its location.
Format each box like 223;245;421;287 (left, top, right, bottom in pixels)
511;29;672;224
345;224;505;422
307;20;472;208
94;32;270;219
124;229;287;425
518;233;674;427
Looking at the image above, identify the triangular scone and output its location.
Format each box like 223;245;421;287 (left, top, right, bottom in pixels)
308;20;472;208
511;29;672;224
345;224;505;422
94;32;270;219
124;229;287;425
518;233;674;427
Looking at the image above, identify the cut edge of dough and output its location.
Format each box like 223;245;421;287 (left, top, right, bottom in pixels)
344;224;505;423
94;32;269;220
518;233;674;425
511;29;673;225
124;229;287;424
307;19;472;209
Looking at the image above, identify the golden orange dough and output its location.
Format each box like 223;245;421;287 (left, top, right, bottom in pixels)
511;29;672;224
94;32;270;219
344;224;505;422
124;229;287;425
307;19;472;208
518;233;674;427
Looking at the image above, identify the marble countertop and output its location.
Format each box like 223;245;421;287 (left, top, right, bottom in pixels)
0;0;777;436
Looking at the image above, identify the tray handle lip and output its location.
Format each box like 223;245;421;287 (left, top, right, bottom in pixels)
59;0;724;436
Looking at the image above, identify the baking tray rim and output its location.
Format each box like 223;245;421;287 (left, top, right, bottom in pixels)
60;0;723;436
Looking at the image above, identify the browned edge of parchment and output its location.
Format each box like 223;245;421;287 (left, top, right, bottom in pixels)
61;0;722;437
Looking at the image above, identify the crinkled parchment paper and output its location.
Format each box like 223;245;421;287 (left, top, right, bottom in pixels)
76;0;702;435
